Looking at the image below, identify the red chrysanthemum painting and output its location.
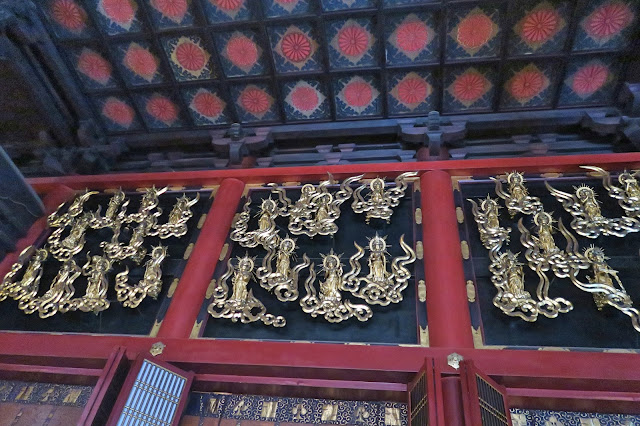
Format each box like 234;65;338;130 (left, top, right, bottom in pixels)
507;66;549;103
100;0;137;26
456;10;496;52
50;0;87;33
191;91;224;118
343;81;373;108
280;32;312;63
150;0;188;22
146;95;178;124
240;87;272;115
337;25;370;57
123;43;158;81
174;39;208;72
520;7;561;44
583;1;634;41
395;21;430;53
102;97;134;128
77;49;112;85
225;35;259;69
395;76;431;106
571;63;610;97
450;69;490;106
211;0;243;11
290;86;319;112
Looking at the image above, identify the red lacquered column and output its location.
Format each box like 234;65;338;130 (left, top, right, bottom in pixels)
157;178;245;339
421;170;474;348
0;184;75;277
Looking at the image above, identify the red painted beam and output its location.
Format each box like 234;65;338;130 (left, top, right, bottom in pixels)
421;170;474;348
26;153;640;192
157;178;245;338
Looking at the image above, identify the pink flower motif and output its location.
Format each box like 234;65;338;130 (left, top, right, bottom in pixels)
456;12;494;50
290;86;319;112
192;91;223;118
226;35;259;68
584;1;633;39
240;88;271;114
146;95;178;124
280;32;312;63
396;77;430;105
50;0;87;32
521;8;561;43
100;0;136;25
102;97;134;127
77;49;112;85
150;0;188;21
343;81;373;108
123;44;158;81
508;69;546;101
211;0;243;11
571;63;609;96
395;21;430;53
337;25;369;57
175;40;207;71
452;71;488;103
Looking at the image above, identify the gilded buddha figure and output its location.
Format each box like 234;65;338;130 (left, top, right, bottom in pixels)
209;255;286;327
0;247;48;302
533;212;559;254
584;246;623;310
257;237;310;302
492;171;543;217
351;172;417;224
75;254;112;313
582;166;640;218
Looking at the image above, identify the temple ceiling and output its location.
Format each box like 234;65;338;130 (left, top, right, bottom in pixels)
32;0;640;136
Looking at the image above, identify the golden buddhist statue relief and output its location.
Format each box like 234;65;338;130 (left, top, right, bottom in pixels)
1;187;199;318
256;236;311;302
270;174;364;237
351;172;417;223
300;252;373;323
469;167;640;333
208;255;286;327
341;234;416;306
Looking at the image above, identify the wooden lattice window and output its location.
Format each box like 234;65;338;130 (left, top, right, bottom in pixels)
107;355;193;426
408;358;437;426
461;360;512;426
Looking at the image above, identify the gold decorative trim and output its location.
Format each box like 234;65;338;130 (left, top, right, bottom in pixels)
242;183;262;197
456;207;465;224
183;243;194;260
451;175;472;192
197;214;207;229
603;348;637;353
345;342;370;346
149;320;162;337
149;341;165;356
413;181;421;192
460;241;470;260
205;279;217;299
538;347;570;351
418;280;426;303
190;320;203;339
219;243;229;261
169;186;186;191
282;181;302;187
540;172;563;179
103;188;118;194
414;208;422;225
419;326;429;346
466;280;476;302
167;278;179;298
416;241;423;260
472;326;483;348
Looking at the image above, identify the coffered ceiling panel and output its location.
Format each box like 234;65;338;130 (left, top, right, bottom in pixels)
35;0;640;135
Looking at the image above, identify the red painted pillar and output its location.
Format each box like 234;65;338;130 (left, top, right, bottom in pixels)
157;178;245;339
441;377;466;426
0;184;75;277
421;170;474;348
